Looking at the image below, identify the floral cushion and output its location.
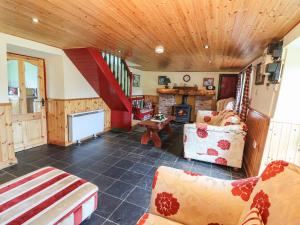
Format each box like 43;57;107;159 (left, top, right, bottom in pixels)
238;208;264;225
220;115;241;126
137;213;183;225
238;161;300;225
149;166;252;225
196;110;221;125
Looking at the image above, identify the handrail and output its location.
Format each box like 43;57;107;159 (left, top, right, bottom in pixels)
101;52;132;97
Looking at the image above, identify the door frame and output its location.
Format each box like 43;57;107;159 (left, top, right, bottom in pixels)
217;74;238;100
7;52;47;152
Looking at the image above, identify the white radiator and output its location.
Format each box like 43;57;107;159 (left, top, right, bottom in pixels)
68;109;104;143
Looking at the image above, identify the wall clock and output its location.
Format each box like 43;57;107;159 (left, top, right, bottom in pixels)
183;74;191;82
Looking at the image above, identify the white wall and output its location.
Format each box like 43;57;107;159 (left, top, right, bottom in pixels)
283;23;300;47
249;23;300;118
0;32;98;102
273;46;300;123
249;57;280;117
130;67;237;96
62;54;98;99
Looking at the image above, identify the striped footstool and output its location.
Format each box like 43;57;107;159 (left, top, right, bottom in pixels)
0;167;98;225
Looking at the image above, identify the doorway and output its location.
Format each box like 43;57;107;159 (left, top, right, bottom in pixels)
218;74;238;100
7;53;47;152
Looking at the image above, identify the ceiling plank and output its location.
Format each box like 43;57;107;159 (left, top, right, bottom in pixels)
0;0;299;71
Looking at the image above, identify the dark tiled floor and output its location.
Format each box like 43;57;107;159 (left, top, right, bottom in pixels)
0;124;246;225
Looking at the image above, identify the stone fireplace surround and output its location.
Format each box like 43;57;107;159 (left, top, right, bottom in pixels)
157;88;216;122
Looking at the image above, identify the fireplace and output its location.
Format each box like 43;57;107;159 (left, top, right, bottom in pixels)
173;95;192;123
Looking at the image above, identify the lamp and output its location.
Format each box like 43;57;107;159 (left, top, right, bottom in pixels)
164;77;171;89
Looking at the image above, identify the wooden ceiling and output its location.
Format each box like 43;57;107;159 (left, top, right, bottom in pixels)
0;0;300;71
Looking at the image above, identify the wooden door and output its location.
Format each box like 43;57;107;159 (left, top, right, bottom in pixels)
7;53;47;152
218;74;238;100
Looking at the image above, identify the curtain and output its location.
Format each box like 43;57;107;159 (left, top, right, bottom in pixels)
239;66;252;121
234;72;243;113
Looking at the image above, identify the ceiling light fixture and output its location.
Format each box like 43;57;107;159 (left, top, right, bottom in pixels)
155;45;164;54
204;44;209;49
32;17;39;24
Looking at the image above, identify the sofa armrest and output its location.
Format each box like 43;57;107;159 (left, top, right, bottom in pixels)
149;166;248;225
185;123;247;135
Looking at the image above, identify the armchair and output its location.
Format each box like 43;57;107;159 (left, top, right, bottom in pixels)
137;161;300;225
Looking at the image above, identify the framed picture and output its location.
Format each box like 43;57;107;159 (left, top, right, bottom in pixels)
203;78;214;87
158;76;167;85
255;63;265;85
8;87;18;96
133;74;140;87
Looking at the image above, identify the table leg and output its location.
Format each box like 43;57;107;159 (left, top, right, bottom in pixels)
141;128;162;148
141;129;151;145
151;130;162;148
164;124;173;137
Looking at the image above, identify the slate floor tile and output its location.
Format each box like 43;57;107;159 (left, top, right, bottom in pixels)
91;175;115;192
119;171;144;185
130;163;153;174
81;214;106;225
125;187;151;208
105;180;134;199
136;175;153;190
96;192;122;218
76;170;99;181
0;173;16;185
114;160;135;170
87;161;111;174
103;167;127;179
1;124;246;225
109;202;146;225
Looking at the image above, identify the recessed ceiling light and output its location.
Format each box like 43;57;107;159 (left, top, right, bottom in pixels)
204;44;209;49
155;45;164;54
32;17;39;24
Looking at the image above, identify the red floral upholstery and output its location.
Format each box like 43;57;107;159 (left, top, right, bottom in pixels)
239;208;264;225
147;166;249;225
137;161;300;225
184;111;247;168
238;160;300;225
137;213;183;225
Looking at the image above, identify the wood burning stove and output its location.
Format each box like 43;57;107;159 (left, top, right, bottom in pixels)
173;95;192;123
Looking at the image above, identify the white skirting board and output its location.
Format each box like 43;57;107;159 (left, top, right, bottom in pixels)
68;109;104;143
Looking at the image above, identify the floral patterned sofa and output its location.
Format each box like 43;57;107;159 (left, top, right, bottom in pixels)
137;160;300;225
183;110;247;168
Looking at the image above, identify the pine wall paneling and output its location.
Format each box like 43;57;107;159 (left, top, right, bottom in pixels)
0;103;17;169
47;98;111;146
243;109;270;177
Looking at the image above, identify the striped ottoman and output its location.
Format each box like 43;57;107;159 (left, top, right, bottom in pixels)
0;167;98;225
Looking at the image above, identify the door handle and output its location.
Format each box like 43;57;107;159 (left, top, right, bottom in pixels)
41;98;45;107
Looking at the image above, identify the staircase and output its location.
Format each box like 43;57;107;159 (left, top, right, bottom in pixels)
64;48;132;131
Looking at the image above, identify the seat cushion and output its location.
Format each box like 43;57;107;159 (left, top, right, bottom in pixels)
238;161;300;225
137;213;184;225
0;166;98;225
